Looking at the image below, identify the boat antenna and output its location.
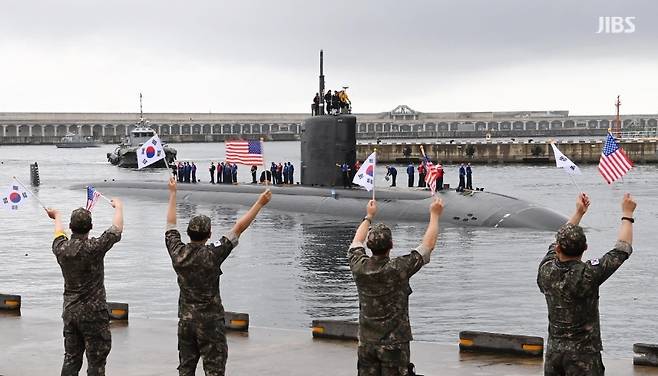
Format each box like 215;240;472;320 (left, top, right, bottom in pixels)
319;50;325;115
139;92;144;126
614;95;621;138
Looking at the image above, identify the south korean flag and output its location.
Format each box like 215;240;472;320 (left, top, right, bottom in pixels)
551;143;581;176
2;180;29;211
353;151;377;192
137;134;166;169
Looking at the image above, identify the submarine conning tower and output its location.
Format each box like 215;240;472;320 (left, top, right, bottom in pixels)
300;114;357;186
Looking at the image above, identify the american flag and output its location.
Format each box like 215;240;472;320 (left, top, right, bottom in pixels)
85;186;102;211
423;156;439;194
225;140;264;165
598;132;633;184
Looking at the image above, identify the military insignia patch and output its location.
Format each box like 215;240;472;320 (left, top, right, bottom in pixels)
591;258;600;266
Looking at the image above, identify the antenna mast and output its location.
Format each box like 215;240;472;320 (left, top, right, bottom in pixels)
319;50;325;115
139;92;144;122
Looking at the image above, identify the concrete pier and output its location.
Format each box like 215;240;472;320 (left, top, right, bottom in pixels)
1;108;657;144
1;314;657;375
357;139;658;164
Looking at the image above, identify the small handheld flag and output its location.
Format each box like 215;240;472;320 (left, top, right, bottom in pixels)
137;134;166;169
551;143;581;176
2;179;30;211
226;140;264;165
85;186;103;211
353;151;376;192
419;145;438;195
598;133;633;184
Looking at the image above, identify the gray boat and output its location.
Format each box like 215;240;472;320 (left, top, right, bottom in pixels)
106;94;177;168
55;133;100;148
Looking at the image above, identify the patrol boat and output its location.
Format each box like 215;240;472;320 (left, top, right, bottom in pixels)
106;95;177;168
55;132;100;148
90;51;567;230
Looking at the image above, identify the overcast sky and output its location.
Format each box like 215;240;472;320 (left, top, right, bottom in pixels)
1;0;656;115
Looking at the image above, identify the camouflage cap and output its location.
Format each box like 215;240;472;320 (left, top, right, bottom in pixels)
187;215;211;234
70;208;92;233
556;223;587;256
367;223;393;253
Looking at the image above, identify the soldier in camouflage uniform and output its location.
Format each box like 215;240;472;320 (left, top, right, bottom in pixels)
165;177;271;376
347;197;444;376
46;199;124;376
537;192;636;376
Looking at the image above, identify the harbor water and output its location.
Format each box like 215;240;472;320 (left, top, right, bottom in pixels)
0;141;657;358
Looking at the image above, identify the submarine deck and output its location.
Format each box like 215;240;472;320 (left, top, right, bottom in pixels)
87;180;568;230
1;314;656;375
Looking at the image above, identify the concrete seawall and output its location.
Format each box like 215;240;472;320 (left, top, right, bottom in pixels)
357;139;658;164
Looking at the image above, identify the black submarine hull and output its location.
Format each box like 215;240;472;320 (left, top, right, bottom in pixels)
88;180;567;231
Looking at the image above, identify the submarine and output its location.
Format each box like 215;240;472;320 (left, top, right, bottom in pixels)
89;51;567;231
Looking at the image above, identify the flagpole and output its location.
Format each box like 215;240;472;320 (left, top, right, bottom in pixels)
372;148;376;201
13;176;47;209
260;137;268;187
568;175;583;193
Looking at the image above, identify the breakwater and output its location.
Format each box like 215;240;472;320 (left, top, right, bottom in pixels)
357;139;658;164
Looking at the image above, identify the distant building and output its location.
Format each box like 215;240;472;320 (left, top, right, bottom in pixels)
0;106;656;143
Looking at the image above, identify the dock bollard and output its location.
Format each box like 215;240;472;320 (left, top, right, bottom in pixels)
224;311;249;332
459;331;544;357
30;163;40;186
634;343;658;367
311;320;358;340
0;294;21;311
107;302;128;321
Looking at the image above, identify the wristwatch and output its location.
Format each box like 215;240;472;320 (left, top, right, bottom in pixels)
363;216;372;224
621;216;634;223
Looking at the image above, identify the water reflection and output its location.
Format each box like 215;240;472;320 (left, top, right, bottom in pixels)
297;219;359;320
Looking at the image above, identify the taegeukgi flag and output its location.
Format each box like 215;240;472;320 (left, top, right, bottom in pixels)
353;151;376;191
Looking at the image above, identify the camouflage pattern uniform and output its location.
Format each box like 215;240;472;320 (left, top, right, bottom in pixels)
165;215;239;376
537;223;633;376
347;224;430;376
52;209;122;376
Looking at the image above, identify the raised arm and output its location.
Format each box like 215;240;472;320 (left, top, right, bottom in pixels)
167;176;177;227
351;200;377;246
45;208;65;235
110;198;124;232
231;189;272;236
567;192;590;226
618;193;636;245
417;197;443;261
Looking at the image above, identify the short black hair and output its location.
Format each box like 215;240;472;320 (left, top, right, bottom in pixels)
69;208;93;235
70;221;92;235
187;229;210;242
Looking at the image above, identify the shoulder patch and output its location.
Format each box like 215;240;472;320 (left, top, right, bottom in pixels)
212;239;223;247
590;258;600;266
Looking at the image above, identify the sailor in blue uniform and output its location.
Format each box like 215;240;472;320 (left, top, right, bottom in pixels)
340;163;351;188
406;163;415;188
386;166;397;187
457;163;466;192
466;163;473;190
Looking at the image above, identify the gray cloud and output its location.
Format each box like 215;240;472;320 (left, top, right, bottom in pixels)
0;0;656;113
